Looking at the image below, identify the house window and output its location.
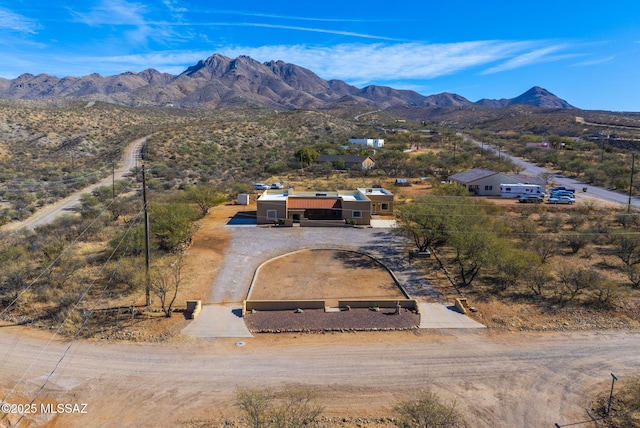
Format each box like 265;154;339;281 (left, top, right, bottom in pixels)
352;210;362;218
484;185;493;191
266;210;278;220
381;203;389;210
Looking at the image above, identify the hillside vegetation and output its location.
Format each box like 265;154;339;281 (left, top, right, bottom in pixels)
1;100;640;339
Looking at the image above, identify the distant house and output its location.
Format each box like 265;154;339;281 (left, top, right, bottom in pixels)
348;138;385;148
448;168;544;196
317;154;375;170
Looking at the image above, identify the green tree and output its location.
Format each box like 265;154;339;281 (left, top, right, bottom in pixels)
294;147;319;167
431;183;471;196
445;199;498;288
266;160;289;174
151;202;199;252
494;245;540;291
449;225;498;288
395;197;451;252
184;185;226;217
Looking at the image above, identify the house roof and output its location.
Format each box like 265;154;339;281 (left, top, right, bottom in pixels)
505;173;545;186
449;168;498;183
317;154;374;163
449;168;545;186
288;197;342;209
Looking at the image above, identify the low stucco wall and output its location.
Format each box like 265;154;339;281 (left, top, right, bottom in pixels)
299;218;352;227
338;299;419;312
243;300;325;316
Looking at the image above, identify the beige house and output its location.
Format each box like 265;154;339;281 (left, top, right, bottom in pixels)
449;168;544;196
358;187;394;215
256;188;394;226
316;154;376;170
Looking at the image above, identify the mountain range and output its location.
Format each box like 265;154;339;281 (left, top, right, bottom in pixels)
0;54;576;110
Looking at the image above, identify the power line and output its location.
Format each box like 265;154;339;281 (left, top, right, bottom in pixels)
1;210;144;424
0;182;138;319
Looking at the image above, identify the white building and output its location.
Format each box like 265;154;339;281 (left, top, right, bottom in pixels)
349;138;385;148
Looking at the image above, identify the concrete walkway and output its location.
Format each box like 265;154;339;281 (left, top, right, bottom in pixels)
370;219;398;228
181;304;252;338
418;303;486;329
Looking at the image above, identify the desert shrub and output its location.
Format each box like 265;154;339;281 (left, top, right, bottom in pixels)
393;388;466;428
235;385;324;428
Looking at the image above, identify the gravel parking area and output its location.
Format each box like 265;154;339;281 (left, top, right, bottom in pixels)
245;307;420;332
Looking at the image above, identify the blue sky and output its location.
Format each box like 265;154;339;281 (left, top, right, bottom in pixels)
1;0;639;111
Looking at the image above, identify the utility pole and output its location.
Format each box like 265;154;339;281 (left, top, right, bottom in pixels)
607;373;618;415
142;165;151;306
628;152;635;213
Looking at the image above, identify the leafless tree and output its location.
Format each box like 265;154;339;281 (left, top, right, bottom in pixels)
150;255;184;317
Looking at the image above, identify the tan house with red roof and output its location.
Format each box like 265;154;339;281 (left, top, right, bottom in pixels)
256;187;393;226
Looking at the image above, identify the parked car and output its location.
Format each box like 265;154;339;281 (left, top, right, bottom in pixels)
518;195;543;203
549;191;575;199
549;186;576;193
254;183;269;190
395;178;412;187
270;183;284;189
547;196;575;204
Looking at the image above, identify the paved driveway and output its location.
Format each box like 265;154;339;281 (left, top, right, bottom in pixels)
182;226;484;337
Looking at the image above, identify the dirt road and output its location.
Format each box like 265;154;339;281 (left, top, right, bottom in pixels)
1;135;147;232
1;327;638;427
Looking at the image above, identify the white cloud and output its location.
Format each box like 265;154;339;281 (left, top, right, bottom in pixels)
69;0;189;46
573;56;615;67
0;7;39;33
162;0;188;21
482;45;569;74
207;9;389;23
71;0;148;26
0;40;576;86
169;21;410;42
215;41;554;83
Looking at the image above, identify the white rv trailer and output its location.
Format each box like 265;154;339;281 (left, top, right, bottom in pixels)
499;183;545;198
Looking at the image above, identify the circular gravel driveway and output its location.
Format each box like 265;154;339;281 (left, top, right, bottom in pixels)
209;226;439;303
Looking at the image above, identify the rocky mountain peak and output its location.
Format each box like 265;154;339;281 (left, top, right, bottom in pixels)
0;54;578;110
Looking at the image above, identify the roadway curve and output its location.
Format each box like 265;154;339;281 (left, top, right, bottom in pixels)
1;136;147;232
465;135;640;209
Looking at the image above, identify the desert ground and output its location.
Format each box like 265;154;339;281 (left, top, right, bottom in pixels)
2;198;640;427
